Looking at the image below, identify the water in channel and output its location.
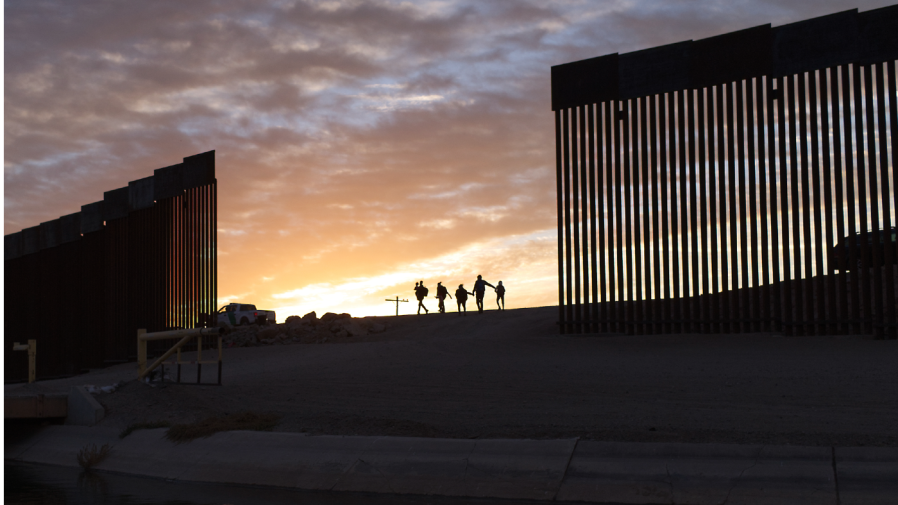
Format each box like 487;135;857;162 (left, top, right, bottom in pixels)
5;461;539;505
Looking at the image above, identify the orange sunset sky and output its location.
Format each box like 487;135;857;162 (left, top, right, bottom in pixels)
4;0;893;318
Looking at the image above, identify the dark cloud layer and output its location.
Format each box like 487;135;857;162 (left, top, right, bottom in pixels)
6;0;894;314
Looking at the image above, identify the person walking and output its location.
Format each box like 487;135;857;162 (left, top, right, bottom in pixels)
455;284;472;315
435;282;452;313
415;280;429;314
495;280;505;310
472;274;495;313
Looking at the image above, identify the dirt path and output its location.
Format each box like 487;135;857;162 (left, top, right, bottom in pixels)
13;306;898;446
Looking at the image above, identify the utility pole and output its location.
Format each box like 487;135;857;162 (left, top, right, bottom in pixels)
385;296;408;316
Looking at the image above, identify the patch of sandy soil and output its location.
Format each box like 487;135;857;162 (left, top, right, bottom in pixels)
10;306;898;446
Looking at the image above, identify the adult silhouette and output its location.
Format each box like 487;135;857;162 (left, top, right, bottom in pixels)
495;280;505;310
455;284;473;315
414;280;429;314
435;282;452;313
471;275;495;313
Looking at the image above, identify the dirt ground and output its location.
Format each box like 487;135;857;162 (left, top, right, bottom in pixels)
10;306;898;446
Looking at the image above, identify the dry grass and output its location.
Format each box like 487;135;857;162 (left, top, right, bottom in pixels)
76;443;111;470
166;412;281;444
119;421;172;439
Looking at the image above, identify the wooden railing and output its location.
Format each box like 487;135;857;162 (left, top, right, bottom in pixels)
137;327;225;384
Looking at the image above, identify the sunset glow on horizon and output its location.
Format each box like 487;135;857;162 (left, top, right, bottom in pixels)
5;0;893;319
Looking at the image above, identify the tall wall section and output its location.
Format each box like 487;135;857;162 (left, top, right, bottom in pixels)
4;151;217;382
552;7;897;336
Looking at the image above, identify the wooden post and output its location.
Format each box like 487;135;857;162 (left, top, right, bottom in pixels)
384;297;408;316
13;340;37;383
136;322;224;381
197;334;203;384
139;334;195;381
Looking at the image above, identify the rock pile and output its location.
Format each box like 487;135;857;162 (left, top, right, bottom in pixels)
221;311;387;348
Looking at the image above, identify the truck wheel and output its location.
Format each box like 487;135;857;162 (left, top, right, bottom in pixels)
240;317;249;326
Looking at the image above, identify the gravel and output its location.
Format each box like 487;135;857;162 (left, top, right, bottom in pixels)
11;306;898;447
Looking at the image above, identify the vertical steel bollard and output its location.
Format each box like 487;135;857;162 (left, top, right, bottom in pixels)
27;340;36;383
137;329;147;378
197;334;203;384
217;336;223;385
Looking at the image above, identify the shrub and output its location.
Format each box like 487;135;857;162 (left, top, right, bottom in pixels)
77;443;111;470
166;412;281;444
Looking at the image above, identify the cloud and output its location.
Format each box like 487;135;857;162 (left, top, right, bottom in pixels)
6;0;893;315
269;228;557;317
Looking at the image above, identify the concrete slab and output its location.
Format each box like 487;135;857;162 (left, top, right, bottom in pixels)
7;426;895;504
330;436;474;496
462;438;577;500
7;425;119;468
95;428;201;481
332;437;577;500
177;432;575;500
701;445;835;505
65;386;104;426
6;426;576;501
4;428;43;460
836;446;898;505
180;431;375;490
556;441;835;505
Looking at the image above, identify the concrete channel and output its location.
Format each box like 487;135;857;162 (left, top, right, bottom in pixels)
6;425;897;504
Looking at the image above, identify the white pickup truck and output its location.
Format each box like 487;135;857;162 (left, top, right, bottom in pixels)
216;303;276;326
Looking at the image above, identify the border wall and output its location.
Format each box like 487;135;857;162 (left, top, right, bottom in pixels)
552;7;897;336
4;151;217;382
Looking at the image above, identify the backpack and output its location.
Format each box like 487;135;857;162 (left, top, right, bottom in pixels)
422;286;429;296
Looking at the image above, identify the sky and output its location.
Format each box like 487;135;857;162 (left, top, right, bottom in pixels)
4;0;895;318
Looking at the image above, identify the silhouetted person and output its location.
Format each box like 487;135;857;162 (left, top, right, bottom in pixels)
435;282;452;313
414;281;429;314
472;275;495;313
455;284;473;315
495;280;505;310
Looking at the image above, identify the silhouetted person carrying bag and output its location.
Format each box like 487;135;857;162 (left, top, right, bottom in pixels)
414;281;429;314
472;275;495;313
455;284;473;315
435;282;452;313
495;280;505;310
